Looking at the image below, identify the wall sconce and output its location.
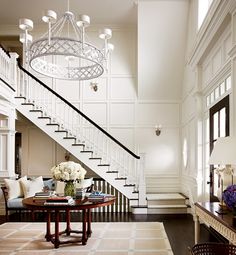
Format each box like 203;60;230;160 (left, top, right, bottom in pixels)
155;124;162;136
90;82;98;92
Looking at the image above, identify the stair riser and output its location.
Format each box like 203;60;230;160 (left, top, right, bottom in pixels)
147;208;188;214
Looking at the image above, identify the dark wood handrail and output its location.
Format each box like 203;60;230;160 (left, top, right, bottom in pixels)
0;44;10;57
17;61;140;159
0;77;15;92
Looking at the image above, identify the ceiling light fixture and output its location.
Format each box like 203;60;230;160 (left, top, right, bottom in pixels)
19;1;114;81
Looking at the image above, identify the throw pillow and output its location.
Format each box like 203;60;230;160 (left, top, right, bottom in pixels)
76;178;93;190
4;176;27;200
43;178;55;191
20;176;44;198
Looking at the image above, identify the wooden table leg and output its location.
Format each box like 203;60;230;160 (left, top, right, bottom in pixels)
82;209;87;245
45;210;51;241
87;208;92;237
54;209;60;248
65;209;71;235
194;214;200;244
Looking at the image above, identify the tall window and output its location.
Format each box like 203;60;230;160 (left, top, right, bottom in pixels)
198;0;213;29
209;95;229;201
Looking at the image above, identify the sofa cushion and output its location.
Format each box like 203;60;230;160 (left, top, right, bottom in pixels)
20;176;44;198
7;198;25;208
4;176;27;200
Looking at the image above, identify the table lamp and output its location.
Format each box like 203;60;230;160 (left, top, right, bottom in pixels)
209;136;236;213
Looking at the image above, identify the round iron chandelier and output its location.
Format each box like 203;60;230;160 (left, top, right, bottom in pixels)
19;6;114;81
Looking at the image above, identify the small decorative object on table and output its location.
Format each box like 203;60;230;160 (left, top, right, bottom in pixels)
222;184;236;226
88;191;115;202
51;161;87;197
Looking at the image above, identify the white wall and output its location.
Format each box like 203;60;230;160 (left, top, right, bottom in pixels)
138;0;189;101
137;0;189;192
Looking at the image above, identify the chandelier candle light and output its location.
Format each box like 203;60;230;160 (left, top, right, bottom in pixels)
19;1;114;80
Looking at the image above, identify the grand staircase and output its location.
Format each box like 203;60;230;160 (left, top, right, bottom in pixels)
14;62;146;209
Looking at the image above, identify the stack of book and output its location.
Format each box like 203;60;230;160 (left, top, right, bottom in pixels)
33;191;55;200
88;191;115;202
44;196;74;205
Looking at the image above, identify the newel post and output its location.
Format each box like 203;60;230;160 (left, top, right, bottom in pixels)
138;153;147;206
9;52;19;92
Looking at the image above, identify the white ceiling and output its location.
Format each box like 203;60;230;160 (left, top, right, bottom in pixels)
0;0;137;26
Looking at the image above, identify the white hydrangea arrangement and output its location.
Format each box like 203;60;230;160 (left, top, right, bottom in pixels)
51;161;87;181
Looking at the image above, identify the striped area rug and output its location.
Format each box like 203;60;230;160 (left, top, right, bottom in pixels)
0;222;173;254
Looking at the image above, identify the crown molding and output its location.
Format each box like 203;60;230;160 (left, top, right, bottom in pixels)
188;0;236;68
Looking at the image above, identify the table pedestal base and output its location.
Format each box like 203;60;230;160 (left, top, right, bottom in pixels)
45;209;92;248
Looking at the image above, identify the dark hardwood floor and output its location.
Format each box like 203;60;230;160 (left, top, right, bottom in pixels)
0;212;219;255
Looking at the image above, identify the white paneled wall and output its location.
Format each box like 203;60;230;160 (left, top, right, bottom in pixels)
181;0;235;206
201;24;231;90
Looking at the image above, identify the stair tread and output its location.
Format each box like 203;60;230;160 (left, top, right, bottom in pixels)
38;116;51;119
21;103;34;105
30;109;42;112
15;96;26;99
148;204;188;208
146;193;186;200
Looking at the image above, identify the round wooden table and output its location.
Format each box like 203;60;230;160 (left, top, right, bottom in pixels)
23;196;115;248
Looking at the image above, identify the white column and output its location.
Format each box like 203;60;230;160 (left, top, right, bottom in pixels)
0;107;16;178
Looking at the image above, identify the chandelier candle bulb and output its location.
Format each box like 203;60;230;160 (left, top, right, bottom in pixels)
77;15;90;27
42;10;57;46
19;18;33;31
99;28;112;40
19;18;33;49
42;10;57;23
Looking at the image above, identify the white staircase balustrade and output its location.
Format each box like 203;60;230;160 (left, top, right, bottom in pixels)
0;47;147;207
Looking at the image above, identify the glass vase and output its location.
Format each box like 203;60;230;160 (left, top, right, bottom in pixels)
64;181;75;197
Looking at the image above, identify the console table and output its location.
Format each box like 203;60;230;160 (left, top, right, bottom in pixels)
194;202;236;245
23;196;115;248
